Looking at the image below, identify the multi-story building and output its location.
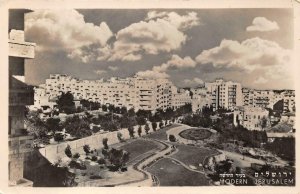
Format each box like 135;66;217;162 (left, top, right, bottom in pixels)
205;79;243;111
242;88;284;109
8;10;36;186
283;90;295;113
171;88;191;109
233;106;269;131
35;74;174;112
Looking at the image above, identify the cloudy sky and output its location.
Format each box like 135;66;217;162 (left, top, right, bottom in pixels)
24;9;294;89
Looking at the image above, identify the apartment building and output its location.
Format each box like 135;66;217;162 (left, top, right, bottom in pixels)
8;10;36;186
171;88;192;109
242;88;284;109
35;74;174;112
283;90;295;113
233;106;269;131
205;79;243;111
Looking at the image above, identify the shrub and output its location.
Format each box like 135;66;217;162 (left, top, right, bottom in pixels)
152;122;157;132
159;121;164;129
73;153;80;160
65;145;72;158
117;132;124;142
97;158;106;165
144;123;150;134
91;155;98;161
83;144;90;155
102;138;109;149
169;134;176;142
137;125;142;137
68;160;87;170
54;133;64;143
89;175;102;179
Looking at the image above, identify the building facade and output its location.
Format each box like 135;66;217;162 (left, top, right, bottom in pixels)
205;79;243;111
283;90;295;113
35;74;175;112
233;106;269;131
8;10;36;186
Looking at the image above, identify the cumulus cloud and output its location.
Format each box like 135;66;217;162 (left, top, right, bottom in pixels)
26;10;113;53
246;17;279;32
146;11;200;31
108;66;119;71
136;55;196;79
195;37;292;84
136;70;169;79
183;78;204;86
254;76;268;84
94;70;107;75
106;11;200;61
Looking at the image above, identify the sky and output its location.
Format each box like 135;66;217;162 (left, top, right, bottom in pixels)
24;9;294;90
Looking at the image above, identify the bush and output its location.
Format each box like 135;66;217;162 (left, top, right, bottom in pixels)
89;175;102;179
91;156;98;161
152;122;157;132
145;123;150;134
73;153;80;160
83;144;90;155
169;135;176;142
102;138;109;149
117;132;124;142
97;158;106;165
54;133;64;143
65;145;72;158
159;121;164;129
137;125;142;137
68;160;87;170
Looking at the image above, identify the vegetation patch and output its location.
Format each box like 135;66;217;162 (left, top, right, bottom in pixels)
179;128;212;140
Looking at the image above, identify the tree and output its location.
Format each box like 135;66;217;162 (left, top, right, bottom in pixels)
169;135;176;142
65;145;72;158
54;133;64;143
159;121;164;129
102;138;109;149
73;153;80;160
128;125;135;138
128;108;136;117
45;118;61;134
108;148;130;170
57;92;76;114
152;122;157;132
144;123;150;134
260;116;268;130
64;116;92;138
137;125;142;137
136;116;146;126
102;105;108;112
117;132;124;142
83;144;90;155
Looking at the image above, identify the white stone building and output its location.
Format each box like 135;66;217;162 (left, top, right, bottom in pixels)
205;79;243;111
283;90;295;113
233;106;270;131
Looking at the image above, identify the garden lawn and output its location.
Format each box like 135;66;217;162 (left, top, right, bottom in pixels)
117;139;163;165
146;124;181;141
170;145;219;170
146;158;209;186
179;128;212;140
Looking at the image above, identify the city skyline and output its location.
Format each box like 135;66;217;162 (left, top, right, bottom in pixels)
24;9;294;90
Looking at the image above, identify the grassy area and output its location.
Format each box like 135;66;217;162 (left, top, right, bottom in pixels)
118;139;163;164
179;128;212;140
170;145;219;170
146;158;209;186
146;124;181;141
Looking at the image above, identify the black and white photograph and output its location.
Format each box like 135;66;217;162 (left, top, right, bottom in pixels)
3;0;299;192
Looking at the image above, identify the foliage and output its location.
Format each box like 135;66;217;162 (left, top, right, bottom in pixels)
68;160;87;170
97;158;106;165
117;132;124;142
137;125;142;137
91;155;98;161
65;145;72;158
169;134;176;142
265;137;295;161
73;153;80;160
64;115;92;138
101;105;108;112
128;125;135;138
144;123;150;134
83;144;90;155
102;138;109;149
56;92;76;114
152;122;157;132
45;118;61;134
108;148;130;170
159;121;164;128
136;116;146;126
102;148;109;159
54;133;64;143
92;125;101;133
